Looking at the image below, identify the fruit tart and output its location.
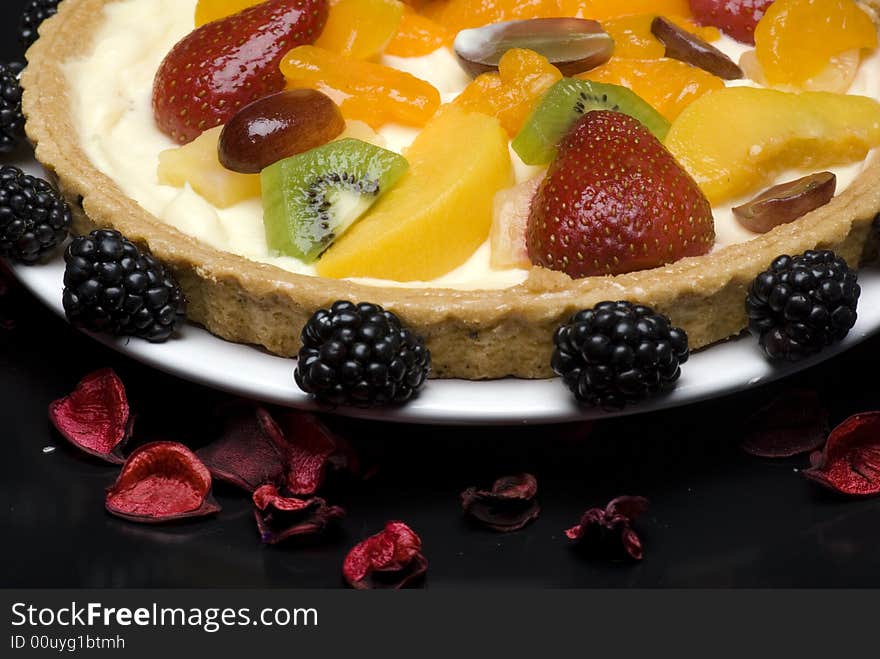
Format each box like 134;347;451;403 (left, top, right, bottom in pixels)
20;0;880;379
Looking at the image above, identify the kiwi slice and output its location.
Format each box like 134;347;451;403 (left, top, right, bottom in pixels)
261;138;408;262
512;78;671;166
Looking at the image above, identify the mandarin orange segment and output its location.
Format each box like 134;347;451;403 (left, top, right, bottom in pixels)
578;57;724;120
454;48;562;135
420;0;695;33
558;0;693;20
281;45;440;128
604;14;720;59
385;7;452;56
755;0;877;89
194;0;262;26
314;0;404;60
423;0;561;33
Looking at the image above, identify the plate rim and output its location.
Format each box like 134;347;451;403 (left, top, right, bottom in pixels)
8;255;880;426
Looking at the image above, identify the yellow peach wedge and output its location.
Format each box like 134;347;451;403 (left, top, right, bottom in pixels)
664;87;880;204
317;106;513;281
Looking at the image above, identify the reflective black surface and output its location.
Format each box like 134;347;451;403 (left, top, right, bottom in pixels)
3;0;880;589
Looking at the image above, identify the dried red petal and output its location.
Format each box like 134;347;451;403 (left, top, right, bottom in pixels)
197;407;359;496
804;412;880;496
106;442;221;523
252;483;345;545
343;521;427;590
48;369;132;464
565;496;649;561
460;473;541;532
275;412;360;496
606;495;649;520
741;390;828;458
197;406;286;492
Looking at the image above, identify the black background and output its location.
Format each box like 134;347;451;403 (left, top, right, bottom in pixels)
3;0;880;589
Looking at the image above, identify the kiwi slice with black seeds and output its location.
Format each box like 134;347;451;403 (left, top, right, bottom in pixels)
261;138;408;262
512;78;671;166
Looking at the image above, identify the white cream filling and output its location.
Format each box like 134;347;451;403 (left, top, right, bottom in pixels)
63;0;880;290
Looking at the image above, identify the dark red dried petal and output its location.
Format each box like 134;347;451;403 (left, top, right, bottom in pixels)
461;473;541;532
106;442;221;523
252;483;345;545
606;495;650;520
804;412;880;496
275;412;360;496
197;407;286;492
621;527;644;561
253;483;313;513
343;521;427;590
741;390;828;458
48;369;132;464
565;496;649;561
198;407;359;496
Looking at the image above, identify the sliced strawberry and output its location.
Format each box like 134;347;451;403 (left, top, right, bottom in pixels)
153;0;329;144
527;111;714;279
689;0;775;45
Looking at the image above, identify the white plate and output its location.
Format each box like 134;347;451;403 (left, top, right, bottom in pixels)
8;157;880;425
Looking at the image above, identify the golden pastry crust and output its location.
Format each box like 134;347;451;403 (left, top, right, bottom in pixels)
21;0;880;379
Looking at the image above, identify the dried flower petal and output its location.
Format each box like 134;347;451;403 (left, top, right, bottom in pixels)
197;408;358;496
197;407;286;492
106;442;221;523
252;484;345;545
804;412;880;496
460;473;541;532
565;496;649;561
48;369;132;464
343;521;427;590
741;389;828;458
275;412;360;496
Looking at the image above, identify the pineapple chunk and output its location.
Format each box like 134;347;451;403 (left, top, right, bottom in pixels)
316;106;514;281
157;126;261;209
665;87;880;204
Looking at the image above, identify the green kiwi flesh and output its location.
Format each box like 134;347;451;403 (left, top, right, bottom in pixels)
261;138;409;263
512;78;671;166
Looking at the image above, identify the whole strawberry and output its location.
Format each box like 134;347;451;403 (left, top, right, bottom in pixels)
153;0;328;144
689;0;775;45
527;111;714;279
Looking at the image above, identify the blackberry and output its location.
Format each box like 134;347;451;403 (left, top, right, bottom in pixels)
20;0;61;49
746;250;860;361
0;165;71;263
62;229;186;342
552;301;689;409
0;62;25;154
295;301;431;407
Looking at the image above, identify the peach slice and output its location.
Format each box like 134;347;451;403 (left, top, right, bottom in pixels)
664;87;880;204
316;106;513;281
